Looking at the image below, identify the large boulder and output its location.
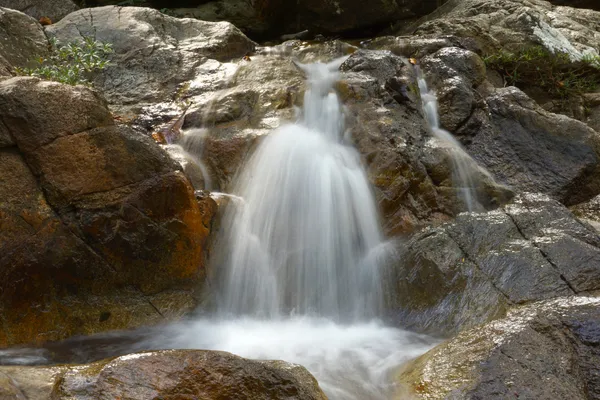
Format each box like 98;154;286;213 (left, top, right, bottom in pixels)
0;350;327;399
389;192;600;334
411;0;600;59
0;7;48;75
151;0;446;37
46;6;256;111
398;295;600;399
1;0;79;22
0;77;214;346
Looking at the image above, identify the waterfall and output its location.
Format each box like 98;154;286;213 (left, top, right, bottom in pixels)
416;67;479;212
215;57;388;320
0;56;438;400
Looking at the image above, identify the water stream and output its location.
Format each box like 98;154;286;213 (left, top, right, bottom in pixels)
416;66;480;212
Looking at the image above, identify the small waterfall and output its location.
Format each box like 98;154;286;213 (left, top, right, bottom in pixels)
416;67;479;212
215;57;388;320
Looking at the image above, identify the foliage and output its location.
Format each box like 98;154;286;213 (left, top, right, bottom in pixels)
14;37;113;86
483;46;600;99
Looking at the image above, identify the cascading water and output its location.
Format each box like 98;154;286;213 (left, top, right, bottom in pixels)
0;56;438;400
215;57;386;320
416;66;479;212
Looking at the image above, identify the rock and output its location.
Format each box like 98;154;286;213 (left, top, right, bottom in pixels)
340;49;510;234
46;6;256;109
1;0;79;22
471;87;600;205
0;77;213;346
0;7;48;76
398;295;600;399
152;0;444;37
412;0;600;59
0;350;327;400
389;192;600;334
169;0;270;37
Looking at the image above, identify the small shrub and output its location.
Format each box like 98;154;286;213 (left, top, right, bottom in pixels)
14;37;113;86
483;46;600;99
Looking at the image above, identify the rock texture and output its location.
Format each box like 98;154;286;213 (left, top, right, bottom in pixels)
412;0;600;59
0;7;48;75
46;6;256;110
1;0;79;22
0;77;214;346
0;350;327;400
390;193;600;334
398;295;600;400
151;0;446;37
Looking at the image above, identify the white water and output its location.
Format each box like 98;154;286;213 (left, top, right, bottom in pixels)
203;58;437;398
416;67;479;212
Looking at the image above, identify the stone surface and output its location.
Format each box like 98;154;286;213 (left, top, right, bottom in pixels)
471;87;600;206
0;7;48;76
0;350;327;400
1;0;79;22
0;77;213;346
46;6;256;109
412;0;600;59
398;295;600;400
152;0;445;37
389;192;600;334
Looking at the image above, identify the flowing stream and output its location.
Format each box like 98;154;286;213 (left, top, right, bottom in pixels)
0;57;438;399
416;66;480;212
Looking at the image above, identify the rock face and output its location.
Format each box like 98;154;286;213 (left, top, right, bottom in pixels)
0;77;214;346
0;7;48;75
0;350;327;400
412;0;600;59
1;0;79;22
150;0;446;37
470;86;600;206
389;192;600;334
398;295;600;400
46;6;256;110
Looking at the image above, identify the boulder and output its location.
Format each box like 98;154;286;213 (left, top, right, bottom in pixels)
389;192;600;334
46;6;256;110
398;295;600;399
0;350;328;400
1;0;79;22
0;77;214;346
412;0;600;59
471;87;600;205
153;0;446;37
0;7;48;76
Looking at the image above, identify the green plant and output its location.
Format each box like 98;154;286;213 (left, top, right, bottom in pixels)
483;46;600;99
14;37;113;86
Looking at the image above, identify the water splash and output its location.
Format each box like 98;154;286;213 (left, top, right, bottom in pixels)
214;57;388;320
416;67;480;212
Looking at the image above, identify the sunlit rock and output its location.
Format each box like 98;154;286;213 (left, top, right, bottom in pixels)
398;295;600;399
0;77;211;346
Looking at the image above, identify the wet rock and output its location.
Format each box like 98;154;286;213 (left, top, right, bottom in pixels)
398;295;600;399
0;350;327;400
390;192;600;334
0;77;213;346
471;87;600;205
413;0;600;59
1;0;79;22
340;49;509;234
0;7;48;76
46;6;255;110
